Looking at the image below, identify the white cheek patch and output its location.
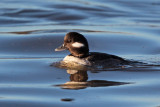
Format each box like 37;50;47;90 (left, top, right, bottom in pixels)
72;42;85;48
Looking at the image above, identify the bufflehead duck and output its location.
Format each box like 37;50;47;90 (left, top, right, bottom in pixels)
55;32;129;68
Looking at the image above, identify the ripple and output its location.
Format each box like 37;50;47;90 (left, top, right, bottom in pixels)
0;0;160;107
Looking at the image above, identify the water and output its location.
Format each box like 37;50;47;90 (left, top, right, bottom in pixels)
0;0;160;107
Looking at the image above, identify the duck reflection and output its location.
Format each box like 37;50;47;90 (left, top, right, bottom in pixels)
55;69;129;90
68;70;88;82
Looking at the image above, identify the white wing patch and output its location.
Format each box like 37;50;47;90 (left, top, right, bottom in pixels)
72;42;84;48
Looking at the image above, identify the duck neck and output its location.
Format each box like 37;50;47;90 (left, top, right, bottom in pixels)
70;53;89;58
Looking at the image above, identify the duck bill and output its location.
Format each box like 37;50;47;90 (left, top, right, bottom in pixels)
55;44;68;51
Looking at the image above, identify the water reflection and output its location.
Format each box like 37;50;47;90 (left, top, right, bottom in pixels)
55;69;129;90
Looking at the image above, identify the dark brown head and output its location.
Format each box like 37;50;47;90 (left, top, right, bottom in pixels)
55;32;89;58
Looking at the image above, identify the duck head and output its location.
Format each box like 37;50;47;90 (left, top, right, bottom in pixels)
55;32;89;58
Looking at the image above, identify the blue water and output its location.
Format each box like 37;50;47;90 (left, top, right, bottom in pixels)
0;0;160;107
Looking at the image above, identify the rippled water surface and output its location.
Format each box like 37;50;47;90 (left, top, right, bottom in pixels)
0;0;160;107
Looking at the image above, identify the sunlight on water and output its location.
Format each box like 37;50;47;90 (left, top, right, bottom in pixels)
0;0;160;107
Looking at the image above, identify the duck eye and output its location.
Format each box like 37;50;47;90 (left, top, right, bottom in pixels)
67;40;71;43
